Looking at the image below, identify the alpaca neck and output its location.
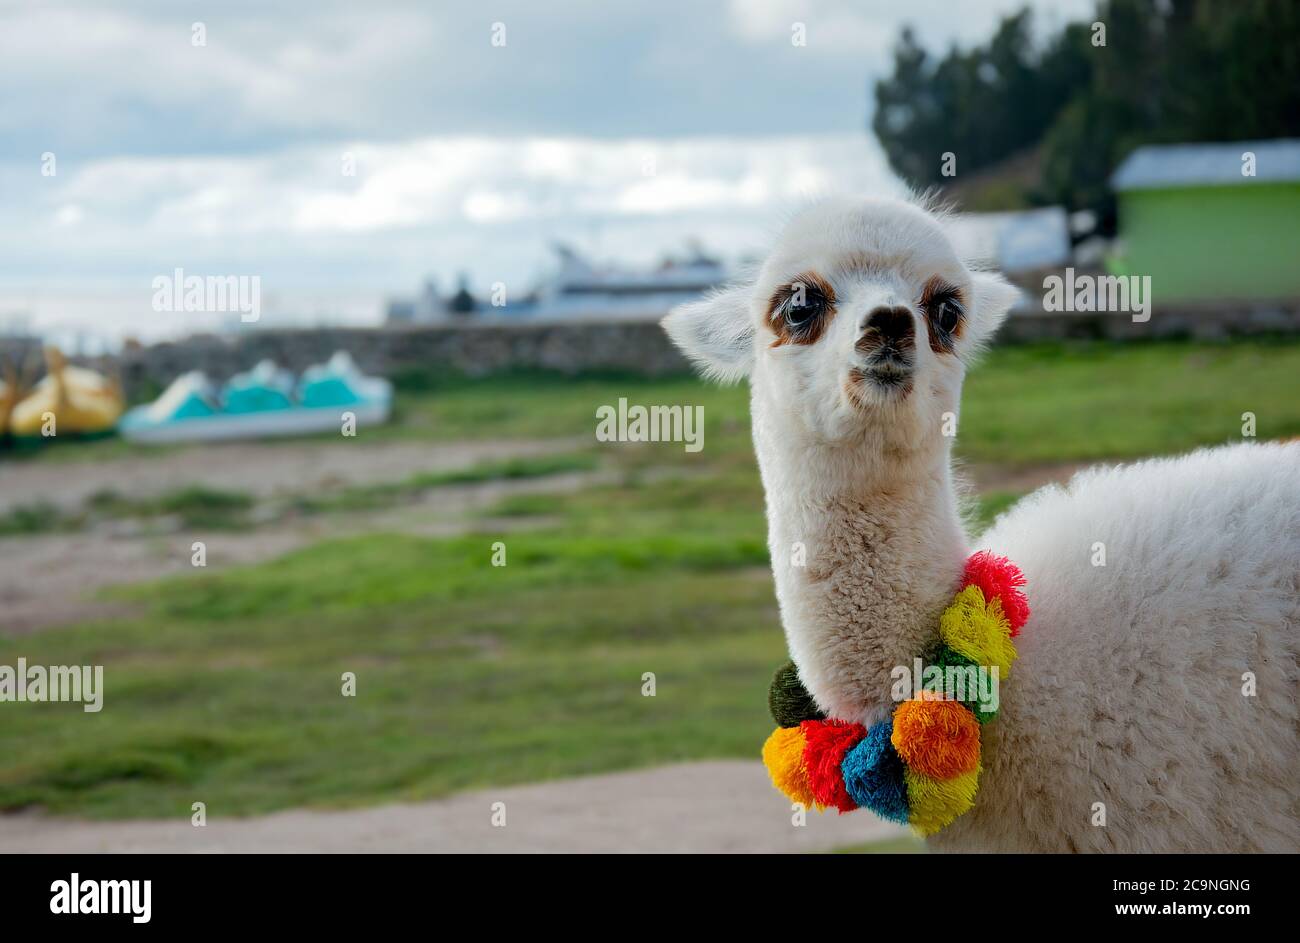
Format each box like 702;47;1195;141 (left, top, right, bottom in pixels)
756;434;968;726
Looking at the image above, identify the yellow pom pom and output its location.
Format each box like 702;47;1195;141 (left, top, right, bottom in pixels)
906;765;981;836
762;725;819;809
939;585;1017;678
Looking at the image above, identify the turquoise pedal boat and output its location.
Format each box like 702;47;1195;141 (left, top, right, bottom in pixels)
120;352;392;444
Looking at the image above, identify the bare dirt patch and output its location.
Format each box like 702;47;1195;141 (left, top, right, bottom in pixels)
0;437;585;513
961;459;1089;494
0;760;911;853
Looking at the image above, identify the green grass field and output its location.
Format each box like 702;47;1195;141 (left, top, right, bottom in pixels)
383;340;1300;462
1;339;1297;818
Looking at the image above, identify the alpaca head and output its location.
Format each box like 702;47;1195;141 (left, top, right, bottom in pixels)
664;196;1019;484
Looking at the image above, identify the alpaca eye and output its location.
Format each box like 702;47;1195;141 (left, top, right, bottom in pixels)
784;286;825;328
924;287;962;336
935;299;960;333
768;274;835;344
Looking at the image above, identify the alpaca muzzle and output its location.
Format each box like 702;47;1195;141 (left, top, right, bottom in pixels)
855;305;917;384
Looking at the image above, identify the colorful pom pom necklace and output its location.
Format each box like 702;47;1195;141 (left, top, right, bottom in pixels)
761;551;1029;836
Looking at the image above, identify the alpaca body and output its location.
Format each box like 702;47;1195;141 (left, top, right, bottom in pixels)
663;194;1299;851
760;422;1300;852
937;441;1300;852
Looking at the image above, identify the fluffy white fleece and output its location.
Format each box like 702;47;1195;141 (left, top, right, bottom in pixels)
943;441;1300;852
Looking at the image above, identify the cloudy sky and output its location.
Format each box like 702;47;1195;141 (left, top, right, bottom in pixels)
0;0;1093;342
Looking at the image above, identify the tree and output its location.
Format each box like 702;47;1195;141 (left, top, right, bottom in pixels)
872;11;1087;190
872;0;1300;225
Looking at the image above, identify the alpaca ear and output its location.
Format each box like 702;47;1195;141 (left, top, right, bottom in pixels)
662;285;755;382
965;271;1020;346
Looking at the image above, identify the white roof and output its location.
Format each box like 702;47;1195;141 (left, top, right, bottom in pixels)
1111;139;1300;191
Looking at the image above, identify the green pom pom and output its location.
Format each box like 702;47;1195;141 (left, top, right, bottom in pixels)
929;645;999;723
768;661;825;728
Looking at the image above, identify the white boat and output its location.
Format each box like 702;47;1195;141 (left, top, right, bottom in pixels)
529;243;728;320
384;243;730;324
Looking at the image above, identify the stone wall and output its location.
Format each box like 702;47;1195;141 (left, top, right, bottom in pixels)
108;319;690;397
10;299;1297;400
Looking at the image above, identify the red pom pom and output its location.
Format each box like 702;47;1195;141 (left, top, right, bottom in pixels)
801;719;866;813
962;551;1030;636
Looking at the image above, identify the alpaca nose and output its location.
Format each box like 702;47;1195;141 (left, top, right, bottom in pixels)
862;306;914;343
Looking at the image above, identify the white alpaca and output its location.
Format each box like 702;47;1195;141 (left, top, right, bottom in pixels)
663;196;1299;853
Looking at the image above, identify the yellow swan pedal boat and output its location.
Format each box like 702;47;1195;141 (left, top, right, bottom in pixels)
8;347;124;439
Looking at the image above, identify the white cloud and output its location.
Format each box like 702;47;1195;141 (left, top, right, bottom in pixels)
727;0;1096;55
18;133;898;239
1;132;904;340
52;205;84;227
0;0;1100;156
727;0;891;56
0;5;440;141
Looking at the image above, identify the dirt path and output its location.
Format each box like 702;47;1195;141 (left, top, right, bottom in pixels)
0;760;911;853
0;437;585;513
962;459;1089;495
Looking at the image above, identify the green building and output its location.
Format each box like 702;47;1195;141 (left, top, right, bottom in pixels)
1109;139;1300;302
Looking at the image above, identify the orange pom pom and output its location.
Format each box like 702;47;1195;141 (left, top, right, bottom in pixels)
890;690;981;780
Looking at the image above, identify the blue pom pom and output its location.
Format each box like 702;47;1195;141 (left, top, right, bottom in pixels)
840;721;910;825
